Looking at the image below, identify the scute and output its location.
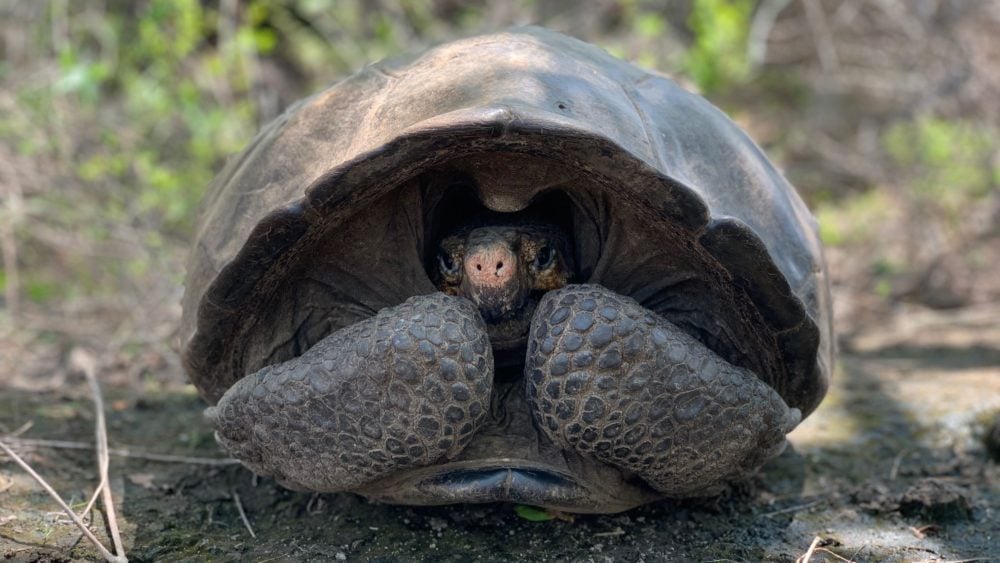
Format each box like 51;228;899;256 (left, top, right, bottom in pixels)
182;27;830;418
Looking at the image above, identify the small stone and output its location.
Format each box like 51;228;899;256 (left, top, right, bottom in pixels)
851;482;896;513
899;478;972;522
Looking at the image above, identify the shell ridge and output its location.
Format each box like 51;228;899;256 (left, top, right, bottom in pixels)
618;80;666;172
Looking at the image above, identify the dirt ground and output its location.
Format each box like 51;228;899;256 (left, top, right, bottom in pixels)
1;303;998;562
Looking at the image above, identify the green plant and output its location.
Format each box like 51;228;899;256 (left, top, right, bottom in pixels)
683;0;754;93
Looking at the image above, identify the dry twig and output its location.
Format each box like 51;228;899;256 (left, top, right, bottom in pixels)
0;441;124;562
232;489;257;538
6;420;33;438
0;349;128;562
593;527;625;538
909;524;939;539
72;349;127;561
796;536;822;563
762;499;824;517
814;547;857;562
2;437;239;466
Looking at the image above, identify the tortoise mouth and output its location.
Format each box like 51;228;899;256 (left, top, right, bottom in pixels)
355;460;658;513
484;296;538;350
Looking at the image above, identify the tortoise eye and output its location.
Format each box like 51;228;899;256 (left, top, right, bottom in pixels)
437;252;460;277
533;246;556;270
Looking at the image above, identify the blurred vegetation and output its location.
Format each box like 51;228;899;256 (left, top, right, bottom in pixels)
683;0;753;93
883;117;998;220
0;0;997;344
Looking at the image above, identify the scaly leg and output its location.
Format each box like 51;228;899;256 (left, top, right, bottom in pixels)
207;293;493;492
525;285;799;497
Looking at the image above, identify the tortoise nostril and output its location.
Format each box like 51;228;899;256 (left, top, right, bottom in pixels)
476;263;482;271
496;261;504;271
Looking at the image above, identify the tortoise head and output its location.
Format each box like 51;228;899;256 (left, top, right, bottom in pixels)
432;217;575;357
435;223;574;320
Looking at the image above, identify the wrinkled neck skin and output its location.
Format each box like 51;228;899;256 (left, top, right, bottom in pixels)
482;298;540;367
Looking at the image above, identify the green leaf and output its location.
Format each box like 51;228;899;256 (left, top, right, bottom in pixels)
514;505;554;522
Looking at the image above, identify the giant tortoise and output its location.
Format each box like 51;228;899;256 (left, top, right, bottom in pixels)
181;27;833;513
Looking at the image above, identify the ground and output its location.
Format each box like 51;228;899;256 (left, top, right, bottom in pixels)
1;304;998;562
2;2;999;561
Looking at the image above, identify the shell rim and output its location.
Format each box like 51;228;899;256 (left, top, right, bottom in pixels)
182;106;828;416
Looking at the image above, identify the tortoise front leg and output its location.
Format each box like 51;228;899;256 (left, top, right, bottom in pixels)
525;285;799;497
206;293;493;492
